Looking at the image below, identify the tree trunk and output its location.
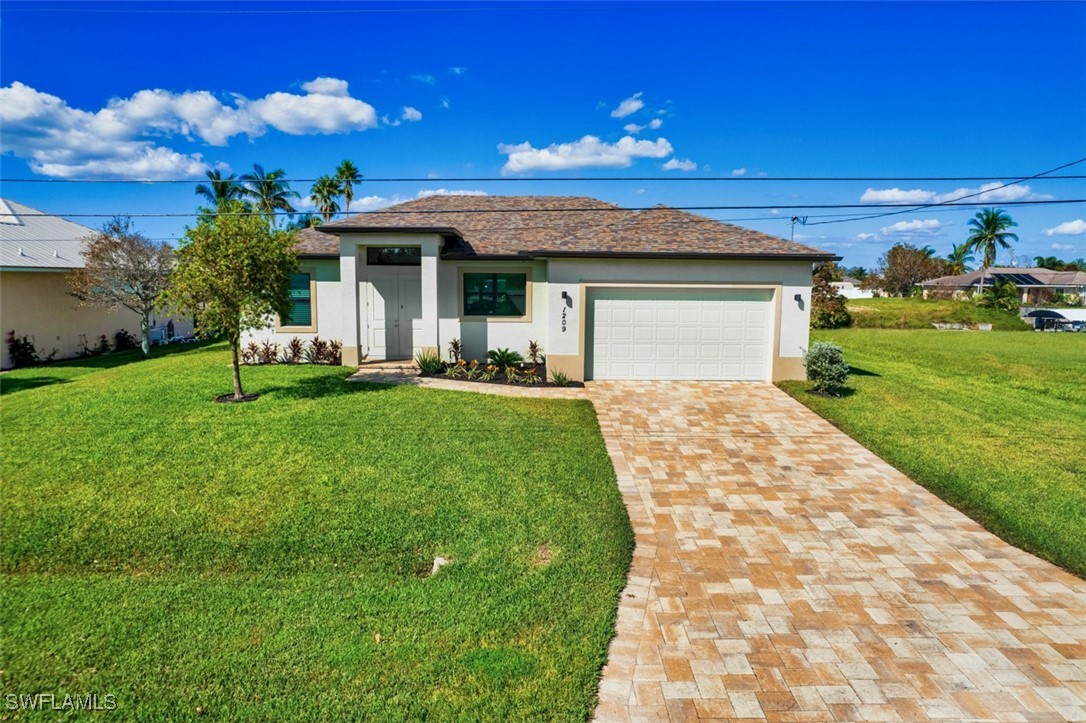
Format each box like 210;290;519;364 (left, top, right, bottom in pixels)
140;311;152;359
231;334;244;400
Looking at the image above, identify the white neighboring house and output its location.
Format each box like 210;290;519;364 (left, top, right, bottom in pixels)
830;276;874;299
0;198;190;369
244;195;835;382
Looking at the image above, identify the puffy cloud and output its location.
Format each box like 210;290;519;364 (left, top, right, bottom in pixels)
861;182;1052;205
880;219;944;235
610;92;644;118
624;118;663;134
860;187;936;204
0;78;380;178
1043;219;1086;236
662;157;697;171
731;168;747;176
1051;242;1076;251
401;106;423;122
498;134;673;173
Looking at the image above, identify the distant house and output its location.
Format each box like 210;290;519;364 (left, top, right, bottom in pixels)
830;276;874;299
0;198;187;369
921;267;1086;305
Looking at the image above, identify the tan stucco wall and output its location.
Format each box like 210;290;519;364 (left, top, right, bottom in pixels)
1;270;144;368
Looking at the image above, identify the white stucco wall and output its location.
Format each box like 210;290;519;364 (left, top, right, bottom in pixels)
242;258;343;346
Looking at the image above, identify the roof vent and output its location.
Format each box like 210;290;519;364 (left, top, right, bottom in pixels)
18;247;25;256
54;250;60;257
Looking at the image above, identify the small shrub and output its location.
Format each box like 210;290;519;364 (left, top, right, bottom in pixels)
94;335;112;355
6;330;52;368
307;337;330;364
284;337;305;364
479;364;499;382
803;342;850;396
448;338;462;363
550;370;570;387
487;348;523;367
414;349;443;375
242;341;260;365
503;365;521;384
259;340;278;364
527;340;544;364
327;340;343;365
519;366;542;385
444;359;467;378
464;359;481;380
114;329;139;351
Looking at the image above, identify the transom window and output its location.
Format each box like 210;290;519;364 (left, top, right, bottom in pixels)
463;272;527;317
367;247;421;266
284;272;313;327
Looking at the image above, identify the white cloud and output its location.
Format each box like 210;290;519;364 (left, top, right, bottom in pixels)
1051;242;1076;251
731;168;747;176
880;219;944;235
860;187;936;204
625;118;664;134
497;134;673;173
415;188;487;198
662;157;697;172
1043;219;1086;236
610;92;644;118
411;74;436;84
856;232;880;241
439;97;450;109
448;67;466;76
648;118;662;130
768;208;780;216
401;106;422;122
0;79;380;179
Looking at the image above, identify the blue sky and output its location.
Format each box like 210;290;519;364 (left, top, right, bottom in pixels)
2;0;1084;268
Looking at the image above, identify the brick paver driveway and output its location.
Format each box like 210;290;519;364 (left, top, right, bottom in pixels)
589;382;1086;721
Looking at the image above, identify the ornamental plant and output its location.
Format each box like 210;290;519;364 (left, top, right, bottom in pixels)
803;342;850;396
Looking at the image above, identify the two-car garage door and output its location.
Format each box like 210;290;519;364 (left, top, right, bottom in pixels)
587;287;773;381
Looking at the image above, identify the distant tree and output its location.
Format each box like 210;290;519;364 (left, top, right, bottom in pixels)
335;159;363;214
977;278;1020;312
965;208;1018;293
946;243;975;275
66;217;174;359
810;261;852;329
310;175;343;223
287;213;323;230
195;170;246;208
166;200;298;401
872;243;947;297
241;164;299;223
843;266;868;280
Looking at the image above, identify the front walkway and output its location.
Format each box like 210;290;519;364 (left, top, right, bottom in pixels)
589;382;1086;721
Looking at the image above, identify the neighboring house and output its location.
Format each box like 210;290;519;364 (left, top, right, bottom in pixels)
921;267;1086;304
245;195;834;382
831;276;874;299
0;198;188;369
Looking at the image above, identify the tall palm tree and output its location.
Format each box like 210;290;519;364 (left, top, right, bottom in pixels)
946;243;975;275
194;170;246;208
335;159;363;215
240;164;299;223
310;175;343;223
965;208;1018;294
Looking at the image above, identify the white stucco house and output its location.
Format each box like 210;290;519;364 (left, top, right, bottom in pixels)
244;195;835;382
831;276;874;299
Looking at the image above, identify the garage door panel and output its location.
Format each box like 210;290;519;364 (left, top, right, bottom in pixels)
589;288;772;381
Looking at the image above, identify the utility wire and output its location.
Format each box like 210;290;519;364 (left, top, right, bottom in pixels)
3;175;1085;184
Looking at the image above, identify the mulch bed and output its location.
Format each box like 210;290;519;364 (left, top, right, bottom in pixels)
214;392;261;403
422;363;584;389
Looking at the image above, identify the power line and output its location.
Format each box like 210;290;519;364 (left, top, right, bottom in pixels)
804;157;1086;227
9;198;1083;219
3;175;1085;185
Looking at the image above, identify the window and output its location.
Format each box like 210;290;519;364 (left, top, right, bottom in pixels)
463;272;528;317
283;272;313;327
367;247;421;266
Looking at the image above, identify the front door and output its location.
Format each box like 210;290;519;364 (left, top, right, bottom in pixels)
366;271;422;359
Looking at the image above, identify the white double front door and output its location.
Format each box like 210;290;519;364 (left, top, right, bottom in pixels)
366;270;422;359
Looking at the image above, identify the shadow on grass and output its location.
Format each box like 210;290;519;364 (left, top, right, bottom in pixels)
0;375;73;395
260;371;400;401
849;366;881;377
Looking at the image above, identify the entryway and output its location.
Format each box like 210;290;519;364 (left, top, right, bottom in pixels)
365;269;422;359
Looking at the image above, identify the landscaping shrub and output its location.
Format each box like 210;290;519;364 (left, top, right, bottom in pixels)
811;262;852;329
414;349;443;375
519;366;542;385
527;340;544;364
447;338;462;362
259;341;279;364
5;330;54;368
282;337;305;364
803;341;850;396
487;348;523;367
550;370;570;387
114;329;139;351
977;278;1020;312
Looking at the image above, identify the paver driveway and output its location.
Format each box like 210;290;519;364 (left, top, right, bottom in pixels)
589;382;1086;722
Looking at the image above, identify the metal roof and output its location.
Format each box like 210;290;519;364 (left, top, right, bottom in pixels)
0;198;97;270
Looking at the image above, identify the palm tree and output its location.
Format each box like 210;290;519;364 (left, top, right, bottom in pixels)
1033;255;1066;271
287;213;323;231
194;170;246;208
946;243;975;275
335;159;363;214
240;164;299;223
310;175;343;223
965;208;1018;294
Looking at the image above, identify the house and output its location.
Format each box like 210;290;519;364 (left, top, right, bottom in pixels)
0;198;189;369
921;267;1086;305
244;195;835;382
831;276;874;299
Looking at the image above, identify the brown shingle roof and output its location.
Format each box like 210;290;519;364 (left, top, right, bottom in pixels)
296;195;833;260
922;267;1086;287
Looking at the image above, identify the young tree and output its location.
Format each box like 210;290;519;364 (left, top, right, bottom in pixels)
335;159;363;214
965;208;1018;293
67;217;174;359
872;243;948;297
166;201;298;401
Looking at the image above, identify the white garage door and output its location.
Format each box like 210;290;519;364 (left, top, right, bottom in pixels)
587;288;773;381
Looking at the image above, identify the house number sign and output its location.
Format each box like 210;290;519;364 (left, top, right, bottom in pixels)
561;305;568;332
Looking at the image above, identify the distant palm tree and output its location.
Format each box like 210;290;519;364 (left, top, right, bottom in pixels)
965;208;1018;294
310;175;343;223
240;164;299;223
1033;255;1066;271
335;159;363;214
287;213;323;231
919;245;938;258
946;243;975;275
194;170;246;208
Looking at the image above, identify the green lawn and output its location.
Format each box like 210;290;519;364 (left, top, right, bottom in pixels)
846;297;1030;330
1;345;633;720
780;329;1086;578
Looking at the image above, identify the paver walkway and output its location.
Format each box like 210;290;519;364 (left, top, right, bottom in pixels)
589;382;1086;722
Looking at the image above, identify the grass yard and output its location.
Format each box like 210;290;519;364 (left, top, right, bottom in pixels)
780;329;1086;578
847;297;1030;330
1;345;633;720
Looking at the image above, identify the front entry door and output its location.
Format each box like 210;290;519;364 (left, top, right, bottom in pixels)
367;271;422;359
